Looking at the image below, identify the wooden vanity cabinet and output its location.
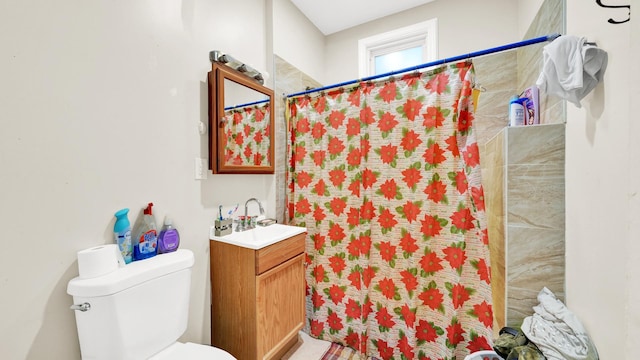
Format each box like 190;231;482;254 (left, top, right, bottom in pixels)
210;233;306;360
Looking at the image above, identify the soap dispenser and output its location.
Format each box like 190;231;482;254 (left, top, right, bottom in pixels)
157;216;180;254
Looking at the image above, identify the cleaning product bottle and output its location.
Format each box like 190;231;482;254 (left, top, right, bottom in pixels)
113;208;133;264
509;96;527;126
157;216;180;254
132;202;158;261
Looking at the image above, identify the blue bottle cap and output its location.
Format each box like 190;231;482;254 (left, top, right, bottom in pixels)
114;208;129;218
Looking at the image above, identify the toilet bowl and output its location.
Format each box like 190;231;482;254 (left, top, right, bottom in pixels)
67;249;236;359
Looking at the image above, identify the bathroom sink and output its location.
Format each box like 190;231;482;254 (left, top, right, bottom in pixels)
210;223;307;249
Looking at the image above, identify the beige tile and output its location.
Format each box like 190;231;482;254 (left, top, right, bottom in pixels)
474;52;517;146
506;163;565;229
482;130;506;331
506;226;565;326
541;99;565;125
507;123;565;165
475;52;518;91
517;0;563;86
476;89;516;118
274;55;322;223
517;0;564;126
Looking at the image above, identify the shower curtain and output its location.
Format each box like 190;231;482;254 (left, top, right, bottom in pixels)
286;61;493;359
221;102;271;166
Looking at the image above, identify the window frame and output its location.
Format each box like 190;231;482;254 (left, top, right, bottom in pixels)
358;18;438;78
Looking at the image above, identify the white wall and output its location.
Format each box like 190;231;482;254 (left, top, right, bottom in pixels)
272;0;326;83
323;0;519;85
0;0;273;359
627;0;640;355
565;1;635;358
517;0;545;38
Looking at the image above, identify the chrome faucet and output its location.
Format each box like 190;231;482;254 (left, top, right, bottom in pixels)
237;198;264;231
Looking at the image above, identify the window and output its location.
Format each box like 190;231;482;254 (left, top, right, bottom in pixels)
358;19;438;78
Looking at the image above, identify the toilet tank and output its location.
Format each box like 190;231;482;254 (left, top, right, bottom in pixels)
67;249;195;360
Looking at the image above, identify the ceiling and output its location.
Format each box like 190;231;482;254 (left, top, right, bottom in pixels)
290;0;436;35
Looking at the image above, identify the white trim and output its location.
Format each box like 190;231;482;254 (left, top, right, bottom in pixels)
358;18;438;78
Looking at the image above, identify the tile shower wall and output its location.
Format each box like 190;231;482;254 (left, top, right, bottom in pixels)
274;55;322;223
477;0;565;330
517;0;564;125
474;0;564;146
473;51;516;333
474;52;518;144
484;124;566;329
482;130;507;331
505;124;565;325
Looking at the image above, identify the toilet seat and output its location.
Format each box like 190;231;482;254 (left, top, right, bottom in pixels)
149;342;236;360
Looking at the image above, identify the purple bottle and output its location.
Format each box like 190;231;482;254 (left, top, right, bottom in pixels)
157;216;180;254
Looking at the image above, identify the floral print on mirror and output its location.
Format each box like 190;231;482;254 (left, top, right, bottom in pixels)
222;102;271;167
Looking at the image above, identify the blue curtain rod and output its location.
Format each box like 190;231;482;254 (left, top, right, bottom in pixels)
286;33;561;98
224;98;270;111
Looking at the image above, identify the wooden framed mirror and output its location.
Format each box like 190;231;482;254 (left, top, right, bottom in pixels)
208;62;274;174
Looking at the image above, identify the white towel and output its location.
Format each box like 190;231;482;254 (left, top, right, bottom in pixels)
521;287;599;360
536;35;608;108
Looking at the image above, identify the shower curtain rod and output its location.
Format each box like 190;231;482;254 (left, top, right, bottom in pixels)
286;33;561;98
224;98;270;111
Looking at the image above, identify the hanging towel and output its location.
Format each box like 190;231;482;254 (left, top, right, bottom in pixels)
536;35;608;108
521;287;599;360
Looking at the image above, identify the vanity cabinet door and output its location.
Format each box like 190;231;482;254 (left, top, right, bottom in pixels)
210;233;306;360
255;253;305;360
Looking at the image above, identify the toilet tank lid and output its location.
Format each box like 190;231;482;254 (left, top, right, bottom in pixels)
67;249;195;298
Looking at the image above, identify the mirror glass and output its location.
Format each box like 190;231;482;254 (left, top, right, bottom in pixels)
208;63;274;174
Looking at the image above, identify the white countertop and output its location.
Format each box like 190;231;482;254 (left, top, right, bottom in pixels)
210;223;307;250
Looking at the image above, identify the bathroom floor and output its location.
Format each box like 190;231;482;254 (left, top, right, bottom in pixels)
281;331;332;360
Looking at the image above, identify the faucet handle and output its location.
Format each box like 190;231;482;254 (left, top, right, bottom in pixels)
234;217;244;231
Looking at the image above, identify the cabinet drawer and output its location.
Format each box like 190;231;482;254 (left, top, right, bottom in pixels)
255;232;305;274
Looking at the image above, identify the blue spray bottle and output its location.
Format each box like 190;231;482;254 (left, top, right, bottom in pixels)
114;208;133;264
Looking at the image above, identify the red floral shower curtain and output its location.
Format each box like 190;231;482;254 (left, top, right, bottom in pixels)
221;103;271;166
286;61;493;359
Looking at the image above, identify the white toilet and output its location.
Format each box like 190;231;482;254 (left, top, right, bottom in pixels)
67;249;235;360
